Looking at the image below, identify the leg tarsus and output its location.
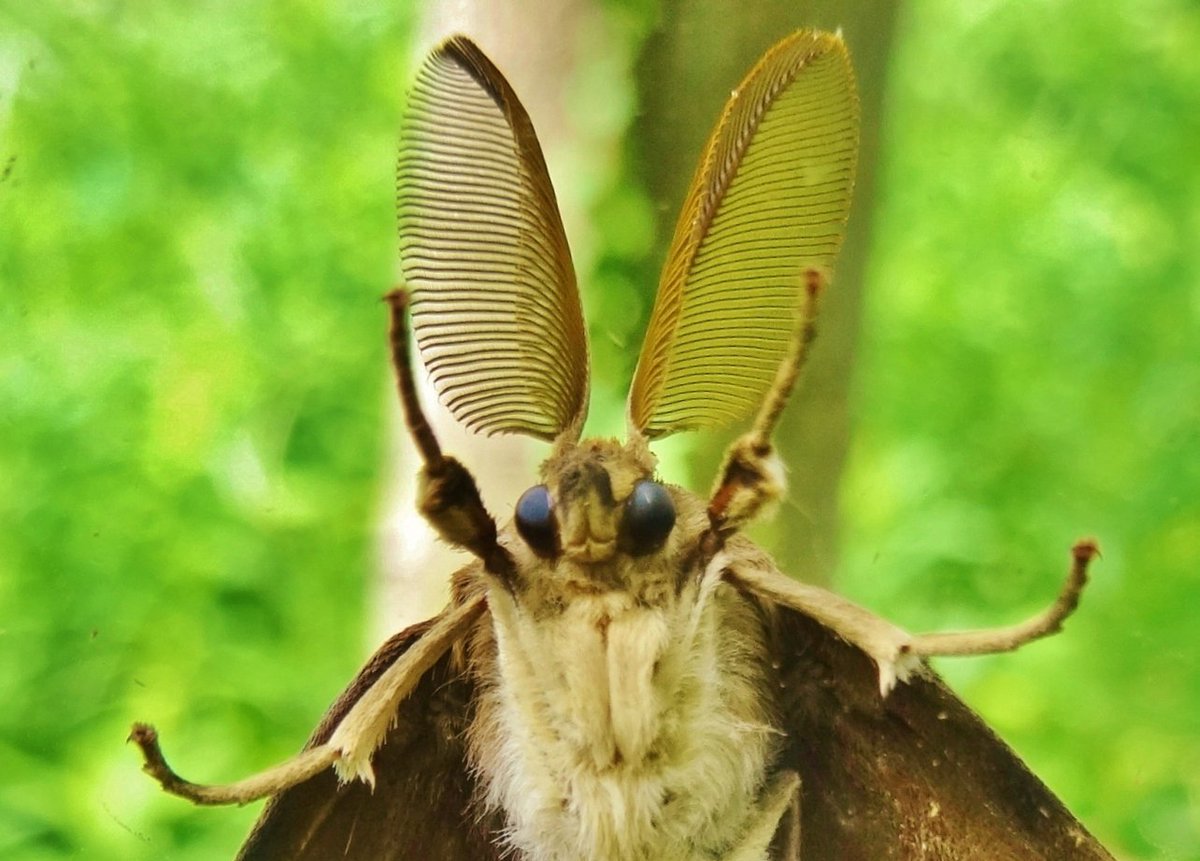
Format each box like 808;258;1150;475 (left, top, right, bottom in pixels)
129;723;336;806
726;539;1100;697
908;538;1099;658
385;288;443;469
132;594;487;805
385;288;514;581
702;269;825;555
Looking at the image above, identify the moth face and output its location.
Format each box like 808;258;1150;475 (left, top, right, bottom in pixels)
511;438;682;570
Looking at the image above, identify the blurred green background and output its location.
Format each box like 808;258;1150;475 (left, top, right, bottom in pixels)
1;2;1196;859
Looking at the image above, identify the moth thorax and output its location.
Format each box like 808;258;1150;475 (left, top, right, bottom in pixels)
473;567;780;861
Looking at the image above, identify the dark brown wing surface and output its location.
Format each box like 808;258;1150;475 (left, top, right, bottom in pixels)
237;617;501;861
773;606;1113;861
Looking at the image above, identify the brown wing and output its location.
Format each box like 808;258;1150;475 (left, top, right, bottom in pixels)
236;616;502;860
772;605;1113;861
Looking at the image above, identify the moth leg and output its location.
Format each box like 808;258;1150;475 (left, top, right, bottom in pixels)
722;555;918;694
725;540;1100;695
705;271;824;551
328;591;485;784
130;725;338;806
725;770;800;861
907;538;1099;658
131;594;486;804
386;288;515;581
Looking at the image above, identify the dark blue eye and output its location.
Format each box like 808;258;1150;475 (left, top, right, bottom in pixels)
515;484;558;556
623;480;676;555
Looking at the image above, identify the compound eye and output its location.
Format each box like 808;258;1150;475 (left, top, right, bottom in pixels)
515;484;558;556
623;480;676;556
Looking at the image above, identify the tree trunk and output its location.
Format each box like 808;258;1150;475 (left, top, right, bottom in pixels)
634;1;898;584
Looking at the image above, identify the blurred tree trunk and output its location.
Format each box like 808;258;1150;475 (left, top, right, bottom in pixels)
635;1;899;585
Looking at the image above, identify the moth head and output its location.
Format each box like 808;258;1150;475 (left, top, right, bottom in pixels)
511;437;682;569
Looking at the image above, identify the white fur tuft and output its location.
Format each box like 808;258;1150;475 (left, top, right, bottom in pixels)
474;576;781;860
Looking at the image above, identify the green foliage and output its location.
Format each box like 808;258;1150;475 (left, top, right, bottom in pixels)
840;3;1200;858
1;3;413;858
1;2;1195;860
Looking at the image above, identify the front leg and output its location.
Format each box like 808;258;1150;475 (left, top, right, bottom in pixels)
131;595;486;803
725;539;1099;696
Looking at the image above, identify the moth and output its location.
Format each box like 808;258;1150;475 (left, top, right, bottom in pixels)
132;30;1115;860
